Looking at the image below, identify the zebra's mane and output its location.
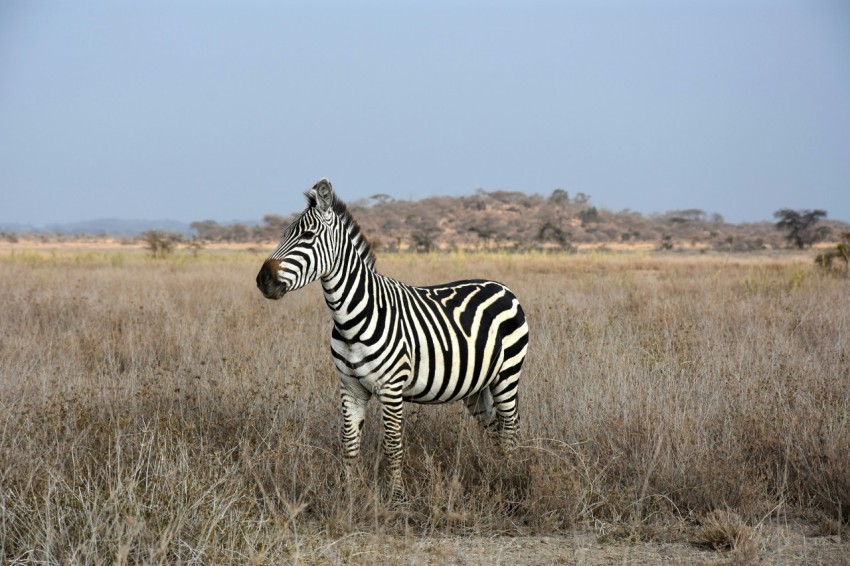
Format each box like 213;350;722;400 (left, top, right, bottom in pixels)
305;191;377;270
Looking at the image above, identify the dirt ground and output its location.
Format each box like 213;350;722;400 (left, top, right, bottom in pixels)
303;522;849;565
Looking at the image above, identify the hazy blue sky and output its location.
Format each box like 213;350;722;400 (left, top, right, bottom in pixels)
1;0;848;225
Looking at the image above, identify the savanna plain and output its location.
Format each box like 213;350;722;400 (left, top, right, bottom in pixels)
1;246;848;565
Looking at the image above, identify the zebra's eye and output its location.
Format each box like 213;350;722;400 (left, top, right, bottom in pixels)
301;231;315;241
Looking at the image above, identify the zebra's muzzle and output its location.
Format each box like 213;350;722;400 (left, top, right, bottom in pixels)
256;259;287;300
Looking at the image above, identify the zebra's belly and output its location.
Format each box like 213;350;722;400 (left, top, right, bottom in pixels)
330;339;493;404
403;343;503;404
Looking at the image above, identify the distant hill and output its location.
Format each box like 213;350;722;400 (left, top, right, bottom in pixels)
0;219;193;237
190;189;850;253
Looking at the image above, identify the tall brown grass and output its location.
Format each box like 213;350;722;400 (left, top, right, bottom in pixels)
1;249;847;563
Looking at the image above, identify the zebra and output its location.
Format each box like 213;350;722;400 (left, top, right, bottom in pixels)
256;178;529;502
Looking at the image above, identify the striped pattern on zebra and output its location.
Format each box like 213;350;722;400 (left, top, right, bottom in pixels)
256;179;529;502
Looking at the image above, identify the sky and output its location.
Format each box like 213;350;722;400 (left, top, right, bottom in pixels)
1;0;848;226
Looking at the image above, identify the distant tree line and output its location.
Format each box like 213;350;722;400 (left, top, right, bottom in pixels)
189;214;297;242
5;190;842;253
177;191;842;252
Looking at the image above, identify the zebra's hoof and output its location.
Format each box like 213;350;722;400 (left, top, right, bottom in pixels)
388;489;408;507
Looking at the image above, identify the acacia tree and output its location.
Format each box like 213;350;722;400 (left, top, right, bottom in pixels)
773;209;829;249
407;215;440;252
548;188;570;206
141;230;182;258
189;220;221;241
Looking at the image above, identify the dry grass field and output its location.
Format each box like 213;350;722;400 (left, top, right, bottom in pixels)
1;247;848;564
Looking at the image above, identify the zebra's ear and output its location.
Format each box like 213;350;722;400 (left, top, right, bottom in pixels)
311;178;334;214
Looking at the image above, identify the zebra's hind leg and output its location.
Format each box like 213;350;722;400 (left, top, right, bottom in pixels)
464;388;496;431
489;371;521;453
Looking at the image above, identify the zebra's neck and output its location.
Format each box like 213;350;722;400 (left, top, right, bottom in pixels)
320;229;382;332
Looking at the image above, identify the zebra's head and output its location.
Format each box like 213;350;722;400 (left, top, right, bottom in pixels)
256;178;341;300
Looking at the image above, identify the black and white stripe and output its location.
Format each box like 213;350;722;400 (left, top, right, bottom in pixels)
257;179;529;502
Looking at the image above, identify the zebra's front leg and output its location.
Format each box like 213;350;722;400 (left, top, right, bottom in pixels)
378;385;405;504
340;377;371;478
